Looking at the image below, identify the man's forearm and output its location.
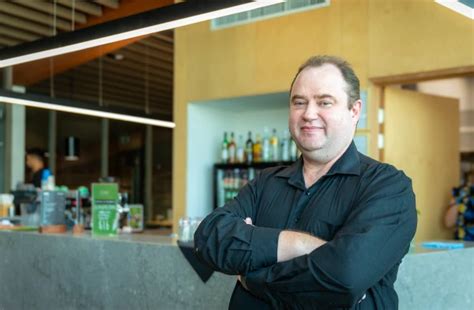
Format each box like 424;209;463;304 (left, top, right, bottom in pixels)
277;230;326;262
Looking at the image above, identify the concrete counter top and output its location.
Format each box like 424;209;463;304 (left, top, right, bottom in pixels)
0;231;472;309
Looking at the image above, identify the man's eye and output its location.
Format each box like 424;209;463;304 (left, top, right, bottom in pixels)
320;101;332;107
294;101;306;106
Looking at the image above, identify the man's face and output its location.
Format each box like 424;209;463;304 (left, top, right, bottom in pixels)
289;64;361;162
26;154;42;171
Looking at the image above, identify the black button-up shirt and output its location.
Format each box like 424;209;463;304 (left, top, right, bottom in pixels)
194;142;417;309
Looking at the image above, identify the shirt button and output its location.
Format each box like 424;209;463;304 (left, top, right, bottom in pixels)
306;191;311;196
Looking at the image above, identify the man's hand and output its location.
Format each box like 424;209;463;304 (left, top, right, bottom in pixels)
237;217;253;290
278;230;326;262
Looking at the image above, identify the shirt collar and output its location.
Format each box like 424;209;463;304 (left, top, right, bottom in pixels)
275;141;361;187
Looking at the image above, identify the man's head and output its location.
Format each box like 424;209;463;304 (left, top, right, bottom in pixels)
289;55;362;163
26;148;47;173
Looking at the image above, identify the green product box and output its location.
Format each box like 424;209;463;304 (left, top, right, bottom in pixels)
92;183;119;236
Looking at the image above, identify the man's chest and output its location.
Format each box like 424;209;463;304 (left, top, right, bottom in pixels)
254;177;358;241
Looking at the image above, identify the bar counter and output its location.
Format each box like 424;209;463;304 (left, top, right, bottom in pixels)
0;230;472;309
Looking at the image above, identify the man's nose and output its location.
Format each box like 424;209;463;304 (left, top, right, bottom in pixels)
302;102;319;121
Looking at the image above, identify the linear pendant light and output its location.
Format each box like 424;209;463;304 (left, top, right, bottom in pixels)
0;0;284;68
435;0;474;20
0;90;175;128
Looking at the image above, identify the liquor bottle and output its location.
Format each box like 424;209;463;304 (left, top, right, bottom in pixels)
253;134;262;163
290;138;298;161
262;127;270;162
228;132;236;163
236;135;245;163
245;131;254;164
221;132;229;163
280;130;290;161
270;128;279;162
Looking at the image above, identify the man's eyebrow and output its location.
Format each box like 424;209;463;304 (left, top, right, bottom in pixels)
290;94;306;101
316;94;336;100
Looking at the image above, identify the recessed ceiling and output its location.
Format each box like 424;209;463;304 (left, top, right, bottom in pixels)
0;0;175;119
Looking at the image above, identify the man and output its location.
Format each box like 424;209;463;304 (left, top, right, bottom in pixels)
26;148;50;188
194;55;417;309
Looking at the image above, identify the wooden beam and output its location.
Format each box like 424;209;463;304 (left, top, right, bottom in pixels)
16;1;88;24
0;25;40;42
0;2;73;31
94;0;120;9
57;0;103;17
13;0;175;86
0;12;52;36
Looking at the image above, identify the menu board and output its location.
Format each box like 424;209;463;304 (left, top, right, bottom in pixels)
40;191;66;226
92;183;118;236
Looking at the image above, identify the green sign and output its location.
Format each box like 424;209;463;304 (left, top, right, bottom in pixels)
92;183;119;236
128;204;144;232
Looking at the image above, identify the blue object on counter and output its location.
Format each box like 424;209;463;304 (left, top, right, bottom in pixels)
421;242;464;250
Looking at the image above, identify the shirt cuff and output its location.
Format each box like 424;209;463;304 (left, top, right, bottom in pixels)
249;226;281;270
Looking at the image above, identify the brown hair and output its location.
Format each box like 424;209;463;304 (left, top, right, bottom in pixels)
290;55;360;109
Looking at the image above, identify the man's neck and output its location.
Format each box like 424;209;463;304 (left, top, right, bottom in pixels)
302;143;351;188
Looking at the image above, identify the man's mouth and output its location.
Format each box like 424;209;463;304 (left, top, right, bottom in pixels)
301;125;324;132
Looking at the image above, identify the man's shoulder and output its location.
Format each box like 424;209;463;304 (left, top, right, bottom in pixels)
358;152;412;186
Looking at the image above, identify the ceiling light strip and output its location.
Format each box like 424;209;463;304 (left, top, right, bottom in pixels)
0;0;284;68
0;94;175;128
435;0;474;20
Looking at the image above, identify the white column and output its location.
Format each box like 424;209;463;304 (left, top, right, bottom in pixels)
145;125;153;221
101;118;109;178
3;67;25;191
48;111;57;175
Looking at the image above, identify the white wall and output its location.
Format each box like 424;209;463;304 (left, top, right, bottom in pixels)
187;92;289;217
417;77;474;151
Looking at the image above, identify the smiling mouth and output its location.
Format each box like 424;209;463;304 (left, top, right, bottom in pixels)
301;126;324;132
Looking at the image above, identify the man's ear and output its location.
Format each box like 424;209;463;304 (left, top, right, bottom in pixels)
351;99;362;121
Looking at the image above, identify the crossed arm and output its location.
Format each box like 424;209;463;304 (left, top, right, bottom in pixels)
194;170;417;307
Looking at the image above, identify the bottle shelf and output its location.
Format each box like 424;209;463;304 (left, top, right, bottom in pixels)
213;160;296;209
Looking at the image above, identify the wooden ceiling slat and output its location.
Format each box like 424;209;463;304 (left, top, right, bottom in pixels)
15;1;88;24
66;72;171;98
94;0;120;10
30;83;172;113
100;57;173;81
0;24;41;42
71;65;172;92
0;2;72;31
32;76;172;104
0;36;22;46
125;43;173;63
152;33;173;44
118;49;173;72
0;12;52;36
135;37;173;54
57;0;103;17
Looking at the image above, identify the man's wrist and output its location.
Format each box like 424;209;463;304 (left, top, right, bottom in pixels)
278;230;326;262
